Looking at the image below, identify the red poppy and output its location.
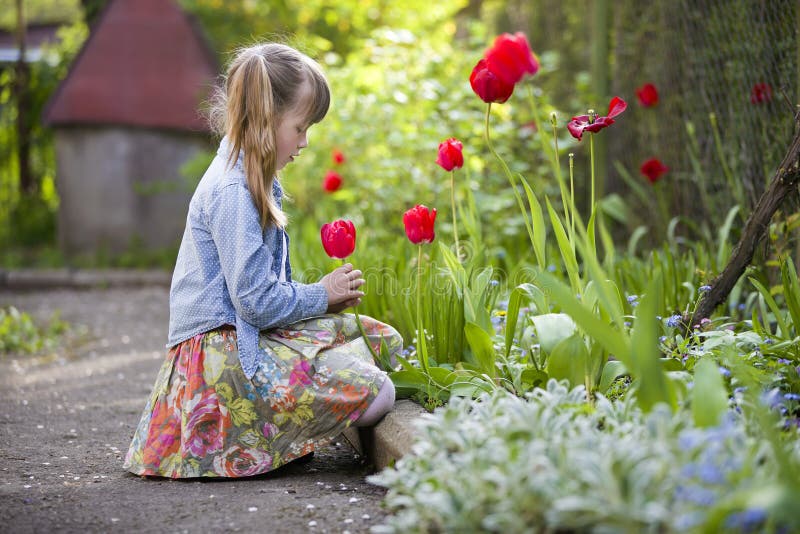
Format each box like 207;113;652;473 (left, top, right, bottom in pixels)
332;149;345;165
436;138;464;171
403;205;436;245
640;158;669;184
322;170;342;193
750;83;772;104
320;219;356;259
484;32;539;86
635;83;659;107
470;58;515;104
567;96;628;141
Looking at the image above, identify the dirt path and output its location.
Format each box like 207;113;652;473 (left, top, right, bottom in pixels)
0;287;388;533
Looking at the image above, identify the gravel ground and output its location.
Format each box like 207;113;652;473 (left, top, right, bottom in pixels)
0;287;389;533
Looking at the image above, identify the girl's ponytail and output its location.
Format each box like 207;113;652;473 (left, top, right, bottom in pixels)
224;51;285;229
207;43;330;230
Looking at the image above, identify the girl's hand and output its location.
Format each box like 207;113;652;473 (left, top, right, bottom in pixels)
320;263;365;313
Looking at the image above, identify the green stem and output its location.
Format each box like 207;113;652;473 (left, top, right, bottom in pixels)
353;307;381;365
416;244;429;373
341;259;381;367
569;153;576;253
528;87;571;230
450;169;460;260
484;103;535;247
590;132;596;210
551;117;575;253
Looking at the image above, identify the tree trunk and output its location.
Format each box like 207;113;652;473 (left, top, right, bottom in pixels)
591;0;610;202
686;122;800;327
14;0;33;194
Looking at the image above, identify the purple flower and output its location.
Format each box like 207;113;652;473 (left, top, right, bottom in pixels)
724;508;767;532
665;314;682;328
699;285;712;292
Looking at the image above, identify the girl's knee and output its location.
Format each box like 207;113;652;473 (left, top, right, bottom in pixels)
355;377;395;427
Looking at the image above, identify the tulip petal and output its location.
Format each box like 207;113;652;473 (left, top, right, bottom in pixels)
607;96;627;118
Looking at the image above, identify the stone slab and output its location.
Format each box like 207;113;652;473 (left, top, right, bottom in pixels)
342;399;426;471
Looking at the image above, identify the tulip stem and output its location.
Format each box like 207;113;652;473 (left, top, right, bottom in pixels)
527;86;573;250
569;153;576;253
416;244;429;373
341;260;382;369
590;132;596;211
450;170;461;261
484;103;535;250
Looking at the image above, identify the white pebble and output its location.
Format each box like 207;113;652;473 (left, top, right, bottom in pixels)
349;497;359;503
308;521;317;527
247;507;257;512
306;504;315;509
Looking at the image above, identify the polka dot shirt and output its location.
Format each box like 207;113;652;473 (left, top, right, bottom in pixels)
167;137;328;378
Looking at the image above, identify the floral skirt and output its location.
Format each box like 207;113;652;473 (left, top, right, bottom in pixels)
124;313;402;478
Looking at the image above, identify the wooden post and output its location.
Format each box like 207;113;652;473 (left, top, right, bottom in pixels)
686;125;800;327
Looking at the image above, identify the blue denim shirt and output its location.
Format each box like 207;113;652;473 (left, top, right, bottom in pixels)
167;137;329;378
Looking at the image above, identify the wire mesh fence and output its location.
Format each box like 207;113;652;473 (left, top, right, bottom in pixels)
611;0;798;224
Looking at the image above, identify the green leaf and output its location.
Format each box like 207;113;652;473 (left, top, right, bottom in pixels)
546;332;590;388
530;313;577;356
692;358;730;427
464;322;496;378
520;175;547;269
780;260;800;334
716;205;740;267
426;366;458;387
505;286;523;359
546;198;581;295
630;273;674;412
519;368;549;389
749;277;788;337
598;360;628;393
627;226;649;257
389;369;432;398
534;271;630;362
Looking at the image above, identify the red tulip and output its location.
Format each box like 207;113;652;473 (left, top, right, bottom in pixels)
332;149;345;165
470;58;515;104
750;83;772;104
484;32;539;86
322;170;342;193
436;138;464;171
403;205;436;245
635;83;659;107
320;219;356;259
640;158;669;184
567;96;628;141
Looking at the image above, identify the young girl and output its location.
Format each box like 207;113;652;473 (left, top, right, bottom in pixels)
124;43;401;478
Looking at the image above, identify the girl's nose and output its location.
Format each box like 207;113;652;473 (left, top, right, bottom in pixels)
298;132;309;149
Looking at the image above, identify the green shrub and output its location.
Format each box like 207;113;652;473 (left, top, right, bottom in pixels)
0;306;70;355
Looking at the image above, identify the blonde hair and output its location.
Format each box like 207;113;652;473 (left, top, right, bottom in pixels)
209;43;330;229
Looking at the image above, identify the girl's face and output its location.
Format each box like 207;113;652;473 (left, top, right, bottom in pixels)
275;99;311;171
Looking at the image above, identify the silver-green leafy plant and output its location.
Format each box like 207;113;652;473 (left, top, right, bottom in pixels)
370;380;800;534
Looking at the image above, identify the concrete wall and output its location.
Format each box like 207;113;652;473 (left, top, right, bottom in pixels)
54;127;210;257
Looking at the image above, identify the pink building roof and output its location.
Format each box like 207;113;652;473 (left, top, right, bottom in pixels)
44;0;219;132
